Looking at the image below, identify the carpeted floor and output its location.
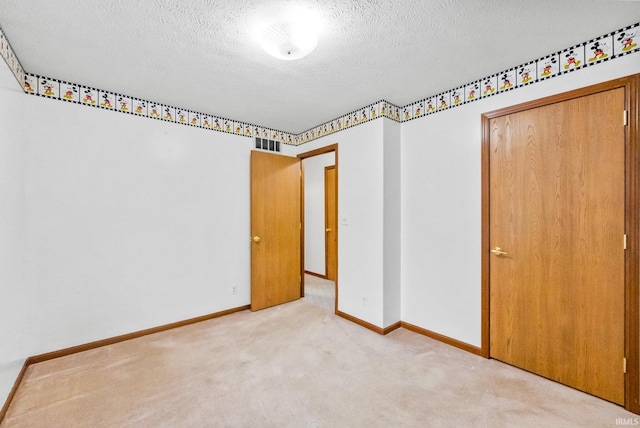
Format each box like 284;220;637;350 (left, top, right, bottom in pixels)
1;298;636;427
303;274;335;313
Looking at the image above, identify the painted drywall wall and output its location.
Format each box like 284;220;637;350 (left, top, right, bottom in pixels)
1;27;637;410
303;152;335;276
0;66;254;405
383;120;401;327
0;62;27;408
298;118;402;329
401;53;640;348
298;119;386;327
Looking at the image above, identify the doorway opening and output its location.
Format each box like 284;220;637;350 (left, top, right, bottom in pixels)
298;144;338;314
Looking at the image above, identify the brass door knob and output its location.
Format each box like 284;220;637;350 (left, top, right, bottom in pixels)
252;236;261;243
490;247;508;256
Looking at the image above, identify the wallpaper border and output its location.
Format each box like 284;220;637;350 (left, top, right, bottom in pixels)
0;26;25;89
0;22;638;146
21;71;296;146
401;22;639;124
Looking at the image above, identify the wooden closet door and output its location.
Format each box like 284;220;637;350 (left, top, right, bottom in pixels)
489;88;625;404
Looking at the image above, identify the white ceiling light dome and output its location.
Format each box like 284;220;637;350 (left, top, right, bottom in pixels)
259;21;318;60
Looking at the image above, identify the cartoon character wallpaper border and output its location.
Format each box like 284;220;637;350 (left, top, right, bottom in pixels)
0;22;638;146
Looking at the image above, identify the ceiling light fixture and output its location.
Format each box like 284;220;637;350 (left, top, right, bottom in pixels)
259;21;317;60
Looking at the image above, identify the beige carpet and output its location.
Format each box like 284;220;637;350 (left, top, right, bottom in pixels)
303;274;335;313
1;299;636;427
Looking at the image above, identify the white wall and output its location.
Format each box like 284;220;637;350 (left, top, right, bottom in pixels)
401;53;640;347
297;118;402;329
303;152;335;275
0;64;27;408
383;120;401;327
297;119;386;327
0;66;253;405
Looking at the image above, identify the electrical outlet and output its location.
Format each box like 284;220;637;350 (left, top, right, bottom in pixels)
232;285;237;295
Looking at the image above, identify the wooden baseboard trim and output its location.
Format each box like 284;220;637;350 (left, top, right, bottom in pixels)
337;311;400;335
400;321;484;356
335;314;481;354
337;311;385;334
0;304;250;424
304;270;327;279
0;358;32;422
30;305;250;364
383;321;402;335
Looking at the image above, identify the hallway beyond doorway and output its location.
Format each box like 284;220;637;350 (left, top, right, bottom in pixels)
304;274;335;313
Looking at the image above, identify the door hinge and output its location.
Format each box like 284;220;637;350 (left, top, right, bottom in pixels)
624;234;628;250
624;357;627;373
624;110;628;126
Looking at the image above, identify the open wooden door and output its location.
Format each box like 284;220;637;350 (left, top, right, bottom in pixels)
325;166;337;281
251;150;301;311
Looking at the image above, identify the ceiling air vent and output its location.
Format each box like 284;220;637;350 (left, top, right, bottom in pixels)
255;137;281;153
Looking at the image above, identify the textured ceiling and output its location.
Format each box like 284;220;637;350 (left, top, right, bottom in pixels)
0;0;639;133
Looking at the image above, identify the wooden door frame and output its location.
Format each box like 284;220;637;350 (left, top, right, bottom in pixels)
298;144;339;314
324;165;337;279
480;75;639;413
